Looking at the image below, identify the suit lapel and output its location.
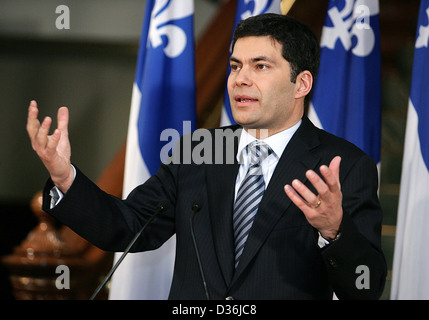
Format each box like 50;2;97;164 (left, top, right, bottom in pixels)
206;126;241;286
231;117;322;283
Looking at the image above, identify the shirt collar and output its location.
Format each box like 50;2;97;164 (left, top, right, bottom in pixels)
236;120;302;162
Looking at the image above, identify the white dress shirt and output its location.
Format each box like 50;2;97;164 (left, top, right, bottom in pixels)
234;120;301;198
234;120;329;248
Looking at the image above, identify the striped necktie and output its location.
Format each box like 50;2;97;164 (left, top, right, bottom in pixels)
233;141;272;268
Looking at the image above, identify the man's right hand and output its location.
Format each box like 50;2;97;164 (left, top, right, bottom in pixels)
26;100;74;194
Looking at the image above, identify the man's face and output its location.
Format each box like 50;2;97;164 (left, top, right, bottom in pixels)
227;36;303;136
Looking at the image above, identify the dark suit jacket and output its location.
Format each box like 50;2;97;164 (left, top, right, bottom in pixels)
43;116;387;300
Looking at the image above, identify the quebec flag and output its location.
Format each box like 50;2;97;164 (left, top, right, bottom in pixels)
308;0;381;166
391;0;429;300
109;0;196;300
220;0;282;126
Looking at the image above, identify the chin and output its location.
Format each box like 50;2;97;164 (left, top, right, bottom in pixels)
231;111;253;126
232;117;250;128
235;120;260;130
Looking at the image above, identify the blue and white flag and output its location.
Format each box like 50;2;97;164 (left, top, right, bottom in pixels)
308;0;381;165
220;0;282;126
109;0;196;300
391;0;429;300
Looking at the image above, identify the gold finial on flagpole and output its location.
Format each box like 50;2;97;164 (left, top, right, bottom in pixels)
280;0;296;15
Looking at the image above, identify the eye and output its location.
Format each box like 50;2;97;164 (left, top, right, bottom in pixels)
230;64;241;71
256;64;268;70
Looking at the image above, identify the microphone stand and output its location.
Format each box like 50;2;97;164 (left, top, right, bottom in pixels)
89;200;170;300
190;201;210;300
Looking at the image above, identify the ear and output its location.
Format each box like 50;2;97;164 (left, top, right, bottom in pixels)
294;70;313;99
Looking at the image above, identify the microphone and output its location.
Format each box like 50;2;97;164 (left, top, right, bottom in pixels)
89;199;171;300
190;200;210;300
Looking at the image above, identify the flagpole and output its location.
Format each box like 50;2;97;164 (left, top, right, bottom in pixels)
280;0;296;15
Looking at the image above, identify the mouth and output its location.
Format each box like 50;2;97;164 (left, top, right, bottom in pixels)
235;95;258;104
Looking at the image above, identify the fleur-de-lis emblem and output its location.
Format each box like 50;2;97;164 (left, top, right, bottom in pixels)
416;7;429;49
148;0;193;58
320;0;378;57
240;0;274;20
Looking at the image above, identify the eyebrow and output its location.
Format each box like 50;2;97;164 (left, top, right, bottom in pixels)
229;55;275;64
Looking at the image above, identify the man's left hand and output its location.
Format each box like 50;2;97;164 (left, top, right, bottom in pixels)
284;156;343;241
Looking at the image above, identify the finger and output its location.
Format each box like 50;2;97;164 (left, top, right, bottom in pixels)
46;129;61;157
284;184;311;212
35;116;53;149
305;169;329;200
291;178;320;206
27;100;41;141
57;106;69;134
329;156;341;179
319;156;341;193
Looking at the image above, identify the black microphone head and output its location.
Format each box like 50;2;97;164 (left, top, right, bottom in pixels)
192;200;202;213
157;200;171;212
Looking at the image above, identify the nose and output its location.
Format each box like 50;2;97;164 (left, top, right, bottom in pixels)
233;66;253;87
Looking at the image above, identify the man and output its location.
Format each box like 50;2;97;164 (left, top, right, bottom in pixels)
26;13;386;299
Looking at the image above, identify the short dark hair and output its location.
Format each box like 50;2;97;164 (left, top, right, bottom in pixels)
232;13;320;96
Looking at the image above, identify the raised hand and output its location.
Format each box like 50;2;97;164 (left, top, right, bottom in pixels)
284;156;343;241
26;100;74;193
